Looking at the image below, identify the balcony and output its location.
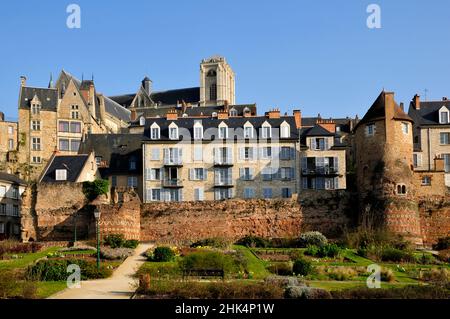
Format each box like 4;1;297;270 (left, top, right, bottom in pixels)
213;158;234;167
301;167;339;176
162;179;183;188
163;158;183;167
214;178;234;187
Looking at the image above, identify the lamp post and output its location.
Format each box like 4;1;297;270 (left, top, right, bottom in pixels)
73;212;77;245
94;209;101;271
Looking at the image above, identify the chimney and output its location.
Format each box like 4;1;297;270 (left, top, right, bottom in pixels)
142;77;152;96
166;109;178;121
130;108;137;122
434;155;444;171
20;76;27;87
413;94;420;110
266;108;281;119
443;97;448;101
0;112;4;122
317;118;336;133
293;110;302;129
217;110;229;120
400;102;404;111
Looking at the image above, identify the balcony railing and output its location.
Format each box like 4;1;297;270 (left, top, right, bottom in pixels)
214;178;234;187
302;167;338;176
162;179;183;188
163;157;183;166
213;158;234;166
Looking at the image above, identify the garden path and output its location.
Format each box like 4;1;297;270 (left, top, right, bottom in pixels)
48;243;153;299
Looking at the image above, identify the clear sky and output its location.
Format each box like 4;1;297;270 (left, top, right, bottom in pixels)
1;0;449;121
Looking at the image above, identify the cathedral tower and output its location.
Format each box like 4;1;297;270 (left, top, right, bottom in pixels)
200;56;235;106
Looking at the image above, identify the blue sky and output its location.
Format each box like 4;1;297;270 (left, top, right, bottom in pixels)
1;0;449;121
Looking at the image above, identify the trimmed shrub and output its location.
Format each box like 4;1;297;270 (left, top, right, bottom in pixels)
82;179;109;201
191;237;231;249
293;258;313;276
123;240;139;249
103;234;126;249
298;232;328;248
100;247;134;260
267;262;293;276
179;251;238;274
304;245;319;257
235;236;269;248
381;247;415;263
317;244;340;258
149;247;176;262
433;236;450;251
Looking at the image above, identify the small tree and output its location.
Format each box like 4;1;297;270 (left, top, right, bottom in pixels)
83;179;109;201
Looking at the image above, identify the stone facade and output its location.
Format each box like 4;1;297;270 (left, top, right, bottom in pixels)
200;56;235;106
0;174;26;239
0;114;18;172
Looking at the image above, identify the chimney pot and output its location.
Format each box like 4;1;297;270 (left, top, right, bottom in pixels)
20;76;27;87
414;94;421;110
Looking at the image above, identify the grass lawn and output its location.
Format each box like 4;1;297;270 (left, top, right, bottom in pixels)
36;281;69;299
0;247;60;271
233;245;270;279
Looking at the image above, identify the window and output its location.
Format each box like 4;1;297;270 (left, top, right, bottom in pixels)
191;168;206;181
0;223;4;234
241;147;255;161
240;167;254;181
147;168;161;181
151;148;160;161
401;122;409;134
169;127;178;140
366;124;375;136
193;146;203;162
111;176;117;187
244;126;253;139
421;176;431;186
31;120;40;131
0;204;5;215
261;147;272;159
194;188;204;201
164;148;182;165
440;111;449;124
262;126;272;139
396;184;407;195
32;156;41;164
194;126;203;140
280;147;294;160
151;127;160;140
261;167;273;181
128;176;138;188
70;122;81;133
312;138;327;151
8;139;14;150
210;83;217;100
413;154;422;168
263;188;273;199
440;133;450;145
59;121;69;132
215;188;232;200
129;157;137;170
244;188;256;199
282;188;292;198
280;167;294;180
149;189;161;201
70;140;80;152
95;156;102;166
55;169;67;181
59;139;69;151
12;205;19;217
280;125;290;138
11;187;19;199
219;126;228;139
13;224;20;235
71;110;79;119
32;137;41;151
31;104;41;115
230;109;238;117
139;117;146;126
8;126;13;134
443;154;450;172
0;186;5;197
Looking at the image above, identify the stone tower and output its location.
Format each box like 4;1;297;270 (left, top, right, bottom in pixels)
354;91;422;245
200;56;235;106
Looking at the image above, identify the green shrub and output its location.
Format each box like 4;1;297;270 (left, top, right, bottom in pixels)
150;247;176;262
82;179;109;201
26;259;112;281
123;240;139;249
235;236;269;248
317;244;340;258
304;245;319;257
298;232;328;248
179;251;238;274
381;247;415;263
328;267;357;281
293;258;313;276
331;285;449;299
103;234;125;249
267;262;293;276
433;236;450;251
191;237;230;249
357;246;368;258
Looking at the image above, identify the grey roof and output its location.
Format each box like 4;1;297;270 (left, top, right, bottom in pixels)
110;87;200;108
301;125;335;137
103;96;131;122
78;134;142;176
40;155;89;183
19;87;58;110
0;172;26;185
142;116;299;141
408;100;450;126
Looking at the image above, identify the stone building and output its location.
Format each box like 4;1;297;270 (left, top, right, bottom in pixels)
16;72;131;180
0;112;18;172
141;108;301;202
0;172;26;240
408;94;450;186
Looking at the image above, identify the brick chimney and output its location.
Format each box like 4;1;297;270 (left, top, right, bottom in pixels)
20;76;27;87
0;112;4;122
434;155;445;171
413;94;420;110
317;118;336;133
166;109;178;121
130;108;137;122
293;110;302;129
266;108;281;119
217;110;229;120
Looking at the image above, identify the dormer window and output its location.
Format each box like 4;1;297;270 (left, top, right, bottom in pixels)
212;112;218;118
55;169;67;181
169;123;179;140
139;117;145;126
150;123;160;140
31;103;41;115
230;108;238;117
261;122;272;139
218;122;228;139
243;122;254;139
194;121;203;140
440;107;449;124
280;121;291;138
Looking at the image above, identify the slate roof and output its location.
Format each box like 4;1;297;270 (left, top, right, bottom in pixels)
110;87;200;108
142;116;299;141
103;96;131;122
0;172;26;185
78;134;142;176
19;87;58;110
355;91;413;130
408;100;450;126
301;125;335;137
40;155;89;183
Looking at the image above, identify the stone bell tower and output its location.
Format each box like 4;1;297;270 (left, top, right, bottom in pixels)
200;56;235;106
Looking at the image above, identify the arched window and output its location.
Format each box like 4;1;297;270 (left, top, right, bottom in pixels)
210;84;217;100
207;70;217;77
230;108;238;117
396;184;407;195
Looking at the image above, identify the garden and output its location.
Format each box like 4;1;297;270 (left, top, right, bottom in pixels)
0;234;138;299
135;232;450;299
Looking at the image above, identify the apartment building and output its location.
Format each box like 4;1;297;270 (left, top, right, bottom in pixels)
0;112;18;171
141;109;301;202
0;172;26;240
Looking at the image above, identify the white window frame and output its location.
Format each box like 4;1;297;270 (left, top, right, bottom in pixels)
150;124;160;140
55;169;67;181
440;107;449;124
128;176;138;188
401;122;409;135
280;121;290;138
261;122;272;139
194;121;204;140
